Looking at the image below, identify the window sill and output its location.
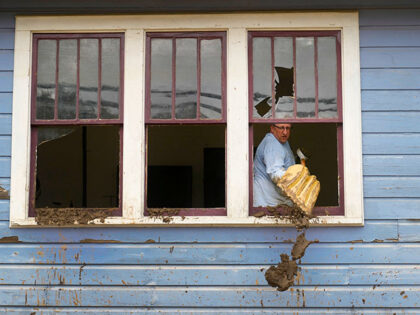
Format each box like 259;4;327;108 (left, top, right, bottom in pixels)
10;215;364;227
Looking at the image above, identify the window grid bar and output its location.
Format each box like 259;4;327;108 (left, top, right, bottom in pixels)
97;38;102;119
270;37;275;119
54;39;59;120
314;37;319;119
336;32;343;121
32;33;124;124
76;39;80;120
197;38;201;119
292;37;297;119
145;32;226;124
171;38;176;119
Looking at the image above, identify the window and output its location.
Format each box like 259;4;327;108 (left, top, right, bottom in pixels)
10;12;363;226
145;32;227;216
30;33;124;217
249;31;344;216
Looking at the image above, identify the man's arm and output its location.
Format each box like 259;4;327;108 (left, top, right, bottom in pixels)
263;140;288;184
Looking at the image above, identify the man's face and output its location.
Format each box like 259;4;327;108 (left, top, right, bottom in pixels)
271;123;292;144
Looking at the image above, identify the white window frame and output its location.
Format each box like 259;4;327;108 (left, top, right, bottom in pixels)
10;12;363;227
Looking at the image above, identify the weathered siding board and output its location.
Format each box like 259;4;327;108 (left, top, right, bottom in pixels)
0;136;11;156
0;93;12;114
1;243;420;265
362;69;420;89
0;220;398;243
0;29;14;49
363;155;420;175
0;157;11;177
360;26;420;47
397;220;420;242
0;50;13;71
0;264;418;286
0;72;13;92
364;177;420;197
365;198;420;219
2;308;420;315
362;90;420;111
1;285;419;307
0;114;12;135
363;134;420;154
361;47;420;68
362;112;420;133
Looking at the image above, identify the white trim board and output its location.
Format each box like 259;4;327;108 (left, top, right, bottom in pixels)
10;12;363;227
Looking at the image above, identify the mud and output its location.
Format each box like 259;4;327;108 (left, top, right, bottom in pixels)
35;208;114;226
265;253;298;291
264;204;318;291
0;186;9;200
0;236;21;243
148;208;180;223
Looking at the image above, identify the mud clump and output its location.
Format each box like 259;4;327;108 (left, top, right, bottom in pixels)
291;232;316;260
264;205;318;291
148;208;180;223
35;208;114;226
265;253;298;291
0;236;21;243
0;186;9;200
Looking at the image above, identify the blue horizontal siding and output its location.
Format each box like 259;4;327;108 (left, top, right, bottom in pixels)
0;136;11;156
0;220;398;243
363;134;420;154
360;27;420;47
362;68;420;89
0;200;9;220
0;50;13;71
1;308;420;315
0;157;10;177
0;114;12;135
398;220;420;242
363;155;420;175
365;198;420;219
0;93;12;114
362;112;420;132
1;243;420;264
0;264;417;286
0;29;14;49
362;90;420;111
0;71;13;92
361;47;420;68
1;285;419;307
364;177;420;197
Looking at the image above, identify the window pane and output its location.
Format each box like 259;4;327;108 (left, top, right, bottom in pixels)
36;40;56;120
296;37;315;118
35;126;120;208
273;37;294;118
175;38;197;119
253;37;272;118
318;37;338;118
147;125;225;208
79;39;99;119
101;38;120;119
57;39;77;119
150;39;172;119
200;39;222;119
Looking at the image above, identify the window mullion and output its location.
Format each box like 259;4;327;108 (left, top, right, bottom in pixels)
226;28;249;219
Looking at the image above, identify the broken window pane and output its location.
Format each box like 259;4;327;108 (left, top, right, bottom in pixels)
274;37;294;118
296;37;315;118
318;37;338;118
253;37;272;118
200;39;222;119
101;38;120;119
58;39;77;120
79;39;99;119
150;39;172;119
147;125;225;208
35;126;120;208
36;40;56;120
175;38;197;119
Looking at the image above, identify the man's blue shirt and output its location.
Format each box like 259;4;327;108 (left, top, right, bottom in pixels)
253;133;295;207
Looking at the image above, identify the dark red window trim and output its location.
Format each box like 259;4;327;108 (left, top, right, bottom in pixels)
248;30;344;216
145;31;227;216
29;33;125;217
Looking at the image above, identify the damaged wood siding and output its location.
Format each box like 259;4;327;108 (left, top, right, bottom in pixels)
1;9;420;314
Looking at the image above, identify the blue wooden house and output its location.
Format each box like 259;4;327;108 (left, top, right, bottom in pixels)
0;1;420;313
